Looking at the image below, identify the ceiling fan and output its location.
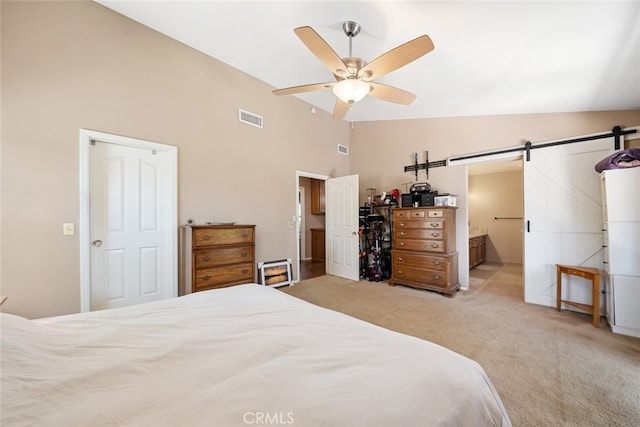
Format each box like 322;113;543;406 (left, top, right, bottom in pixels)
273;21;435;120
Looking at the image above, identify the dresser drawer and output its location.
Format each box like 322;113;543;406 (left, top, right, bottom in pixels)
392;265;449;287
395;239;446;253
194;227;254;247
395;229;444;240
194;263;254;291
427;209;444;218
194;246;254;268
392;251;447;271
394;219;444;230
393;210;412;220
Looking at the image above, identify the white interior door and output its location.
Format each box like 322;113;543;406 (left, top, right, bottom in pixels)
325;174;360;281
89;139;175;310
523;136;616;308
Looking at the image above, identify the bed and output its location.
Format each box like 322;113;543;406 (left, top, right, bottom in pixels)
1;284;511;426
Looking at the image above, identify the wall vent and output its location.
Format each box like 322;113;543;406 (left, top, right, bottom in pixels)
239;109;263;128
337;144;349;155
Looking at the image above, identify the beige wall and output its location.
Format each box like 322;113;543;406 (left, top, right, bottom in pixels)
469;169;524;264
1;1;349;318
2;1;639;317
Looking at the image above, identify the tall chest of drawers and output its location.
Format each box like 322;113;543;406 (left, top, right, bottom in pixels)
182;224;256;293
600;168;640;338
389;207;460;296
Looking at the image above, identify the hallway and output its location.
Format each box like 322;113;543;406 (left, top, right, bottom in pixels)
299;260;325;280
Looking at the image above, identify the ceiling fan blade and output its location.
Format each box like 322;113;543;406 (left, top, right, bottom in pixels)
272;82;333;96
358;35;434;81
368;82;417;105
294;26;348;76
333;99;351;120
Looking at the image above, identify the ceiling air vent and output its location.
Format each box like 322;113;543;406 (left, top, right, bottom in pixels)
238;109;263;128
337;144;349;155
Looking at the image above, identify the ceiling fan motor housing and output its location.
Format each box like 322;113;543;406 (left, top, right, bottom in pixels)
335;57;367;79
342;21;361;38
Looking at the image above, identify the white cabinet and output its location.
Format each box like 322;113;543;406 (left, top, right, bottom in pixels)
600;167;640;338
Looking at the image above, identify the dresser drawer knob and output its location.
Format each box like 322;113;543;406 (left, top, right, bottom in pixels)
433;261;441;265
430;223;439;227
397;257;404;261
400;242;405;246
431;232;439;237
202;235;211;241
431;243;440;248
400;231;405;235
241;233;248;238
242;251;248;257
202;256;211;262
398;270;403;274
202;275;212;281
242;269;249;274
399;223;405;227
433;275;441;280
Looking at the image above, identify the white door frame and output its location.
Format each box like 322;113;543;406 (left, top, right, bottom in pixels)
295;171;329;282
79;129;178;312
298;186;306;260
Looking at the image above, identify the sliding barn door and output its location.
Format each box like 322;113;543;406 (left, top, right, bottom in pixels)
523;137;616;308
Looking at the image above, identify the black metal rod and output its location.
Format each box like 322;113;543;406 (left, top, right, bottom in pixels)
494;217;523;220
449;146;524;162
449;127;637;163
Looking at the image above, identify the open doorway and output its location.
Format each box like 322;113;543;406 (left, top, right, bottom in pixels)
296;173;328;281
467;159;524;296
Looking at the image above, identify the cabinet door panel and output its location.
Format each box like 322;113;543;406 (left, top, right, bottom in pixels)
612;275;640;329
607;222;640;275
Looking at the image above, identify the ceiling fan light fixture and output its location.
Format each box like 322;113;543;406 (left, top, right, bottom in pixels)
332;79;371;104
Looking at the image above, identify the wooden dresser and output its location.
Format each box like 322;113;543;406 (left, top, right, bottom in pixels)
389;207;460;297
182;224;256;293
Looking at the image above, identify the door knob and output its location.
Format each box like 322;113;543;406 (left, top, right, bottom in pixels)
92;240;103;247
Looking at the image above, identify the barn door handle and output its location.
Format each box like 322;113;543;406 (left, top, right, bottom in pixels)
526;220;530;233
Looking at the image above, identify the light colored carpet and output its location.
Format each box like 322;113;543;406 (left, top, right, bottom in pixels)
281;264;640;427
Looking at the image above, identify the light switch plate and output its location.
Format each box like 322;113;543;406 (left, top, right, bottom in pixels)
63;223;75;235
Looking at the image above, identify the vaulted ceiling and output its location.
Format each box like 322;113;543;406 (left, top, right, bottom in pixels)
98;1;640;122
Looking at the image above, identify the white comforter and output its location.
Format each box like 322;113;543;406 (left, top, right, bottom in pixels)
1;284;510;426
